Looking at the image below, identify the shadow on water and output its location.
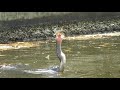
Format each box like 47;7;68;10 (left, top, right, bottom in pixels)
0;36;120;78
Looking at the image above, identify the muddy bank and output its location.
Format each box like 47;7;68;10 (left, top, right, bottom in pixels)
0;41;43;51
1;32;120;51
0;13;120;43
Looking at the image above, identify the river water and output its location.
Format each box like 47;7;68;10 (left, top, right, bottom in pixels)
0;35;120;78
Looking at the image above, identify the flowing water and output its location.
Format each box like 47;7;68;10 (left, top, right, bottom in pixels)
0;35;120;78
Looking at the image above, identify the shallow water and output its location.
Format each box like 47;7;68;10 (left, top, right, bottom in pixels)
0;36;120;78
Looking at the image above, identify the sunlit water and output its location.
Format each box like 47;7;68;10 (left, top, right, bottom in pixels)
0;36;120;78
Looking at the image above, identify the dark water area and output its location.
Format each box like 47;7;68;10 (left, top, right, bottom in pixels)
0;36;120;78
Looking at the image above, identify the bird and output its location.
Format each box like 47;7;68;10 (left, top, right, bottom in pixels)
55;32;66;72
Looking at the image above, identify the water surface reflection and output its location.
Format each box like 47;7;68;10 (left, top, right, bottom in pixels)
0;36;120;78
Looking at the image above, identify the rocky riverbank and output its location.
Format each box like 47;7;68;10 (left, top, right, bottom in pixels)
0;14;120;43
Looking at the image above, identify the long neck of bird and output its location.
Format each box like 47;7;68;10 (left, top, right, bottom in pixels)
56;42;62;54
56;35;65;72
56;35;62;54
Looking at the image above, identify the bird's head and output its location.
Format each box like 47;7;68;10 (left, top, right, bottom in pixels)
55;32;65;44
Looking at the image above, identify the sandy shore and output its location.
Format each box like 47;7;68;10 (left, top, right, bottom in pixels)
0;42;40;51
65;32;120;40
0;32;120;51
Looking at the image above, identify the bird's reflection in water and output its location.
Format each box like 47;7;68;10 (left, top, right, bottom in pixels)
0;63;62;77
23;66;63;78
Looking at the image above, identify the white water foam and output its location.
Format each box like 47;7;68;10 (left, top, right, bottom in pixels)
24;69;57;74
23;66;59;75
0;65;17;70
